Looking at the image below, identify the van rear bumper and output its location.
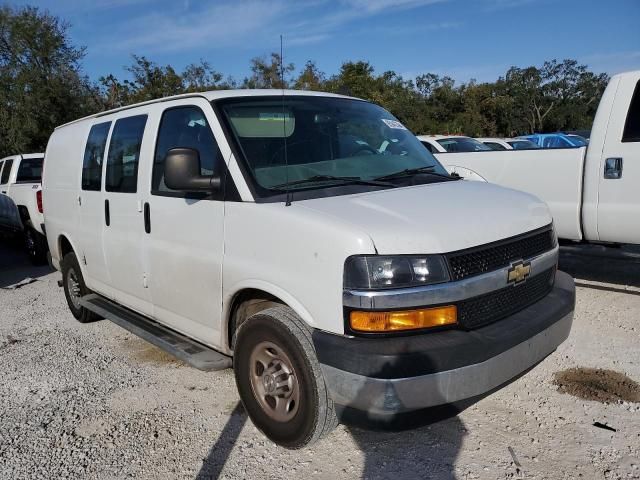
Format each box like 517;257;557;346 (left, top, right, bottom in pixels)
312;271;575;417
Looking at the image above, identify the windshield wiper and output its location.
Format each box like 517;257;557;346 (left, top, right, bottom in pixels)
272;175;393;190
374;165;460;181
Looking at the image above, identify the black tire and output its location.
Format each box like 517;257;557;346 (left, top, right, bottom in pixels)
233;306;338;449
61;252;101;323
25;227;48;265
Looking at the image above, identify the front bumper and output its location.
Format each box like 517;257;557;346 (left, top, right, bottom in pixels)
313;270;575;416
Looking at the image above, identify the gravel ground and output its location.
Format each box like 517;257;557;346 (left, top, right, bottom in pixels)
0;239;639;480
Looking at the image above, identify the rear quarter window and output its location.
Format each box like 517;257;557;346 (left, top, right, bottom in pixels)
16;157;44;183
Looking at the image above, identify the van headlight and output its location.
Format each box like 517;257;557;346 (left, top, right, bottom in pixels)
344;255;450;290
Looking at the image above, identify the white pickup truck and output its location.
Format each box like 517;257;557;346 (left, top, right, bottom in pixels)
436;70;640;245
0;153;49;263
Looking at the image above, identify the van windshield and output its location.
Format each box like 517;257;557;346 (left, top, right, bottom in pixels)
218;96;450;197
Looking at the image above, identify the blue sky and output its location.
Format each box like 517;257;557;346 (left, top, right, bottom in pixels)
11;0;640;84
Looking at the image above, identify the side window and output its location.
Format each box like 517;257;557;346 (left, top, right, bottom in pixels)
1;159;13;184
543;137;562;148
485;142;506;151
622;80;640;142
82;122;111;191
152;106;223;194
0;162;4;183
421;141;436;153
16;157;44;183
105;115;147;193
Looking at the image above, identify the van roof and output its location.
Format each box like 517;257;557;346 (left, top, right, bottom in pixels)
56;89;357;130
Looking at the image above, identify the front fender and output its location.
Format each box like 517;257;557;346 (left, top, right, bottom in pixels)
222;278;316;352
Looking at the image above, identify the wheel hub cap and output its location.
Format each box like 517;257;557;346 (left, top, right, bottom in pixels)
248;341;300;422
67;268;82;309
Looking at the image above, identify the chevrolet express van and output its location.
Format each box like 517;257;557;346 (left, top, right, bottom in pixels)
43;90;575;448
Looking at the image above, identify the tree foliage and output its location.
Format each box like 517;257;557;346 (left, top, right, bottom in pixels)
0;6;610;158
0;5;100;157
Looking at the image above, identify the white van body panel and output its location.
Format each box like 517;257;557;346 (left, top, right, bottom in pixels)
45;122;90;275
298;181;552;254
222;201;377;351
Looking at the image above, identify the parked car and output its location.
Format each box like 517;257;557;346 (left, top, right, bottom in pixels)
43;90;575;448
565;133;589;145
564;129;591;141
0;153;48;263
520;133;587;148
437;70;640;245
418;135;493;153
477;138;541;151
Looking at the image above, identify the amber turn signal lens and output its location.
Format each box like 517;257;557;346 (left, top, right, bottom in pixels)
350;306;457;332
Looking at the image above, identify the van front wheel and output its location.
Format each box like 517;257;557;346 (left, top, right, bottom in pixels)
61;252;100;323
233;306;338;449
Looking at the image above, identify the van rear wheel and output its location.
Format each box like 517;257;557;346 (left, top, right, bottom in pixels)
61;252;100;323
233;306;338;449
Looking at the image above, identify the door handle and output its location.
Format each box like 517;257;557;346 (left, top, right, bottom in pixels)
104;199;110;226
604;157;623;179
143;202;150;234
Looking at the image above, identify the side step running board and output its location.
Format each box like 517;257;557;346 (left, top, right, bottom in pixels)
80;294;232;371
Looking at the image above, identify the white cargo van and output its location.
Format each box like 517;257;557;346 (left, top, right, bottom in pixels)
43;90;575;448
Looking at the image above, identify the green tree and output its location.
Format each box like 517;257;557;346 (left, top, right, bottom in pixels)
182;60;236;92
242;53;294;89
0;5;99;156
294;60;326;91
122;55;184;103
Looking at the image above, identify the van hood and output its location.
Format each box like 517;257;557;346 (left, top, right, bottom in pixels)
296;181;552;254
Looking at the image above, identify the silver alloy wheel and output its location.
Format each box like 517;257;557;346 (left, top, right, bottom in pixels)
248;341;300;422
67;268;82;310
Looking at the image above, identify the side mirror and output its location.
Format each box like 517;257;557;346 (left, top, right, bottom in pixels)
164;148;221;192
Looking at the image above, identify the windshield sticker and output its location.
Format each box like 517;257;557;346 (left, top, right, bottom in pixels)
259;112;291;121
382;119;407;130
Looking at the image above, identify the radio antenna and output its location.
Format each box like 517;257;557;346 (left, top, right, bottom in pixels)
281;34;292;207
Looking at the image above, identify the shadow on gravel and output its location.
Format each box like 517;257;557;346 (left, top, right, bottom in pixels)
0;235;52;288
341;352;468;479
346;417;465;479
559;244;640;288
196;402;247;480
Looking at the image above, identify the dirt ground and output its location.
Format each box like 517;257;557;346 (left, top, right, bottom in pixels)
0;239;639;480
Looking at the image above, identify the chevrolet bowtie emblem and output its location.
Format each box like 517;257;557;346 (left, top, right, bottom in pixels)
507;261;531;285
